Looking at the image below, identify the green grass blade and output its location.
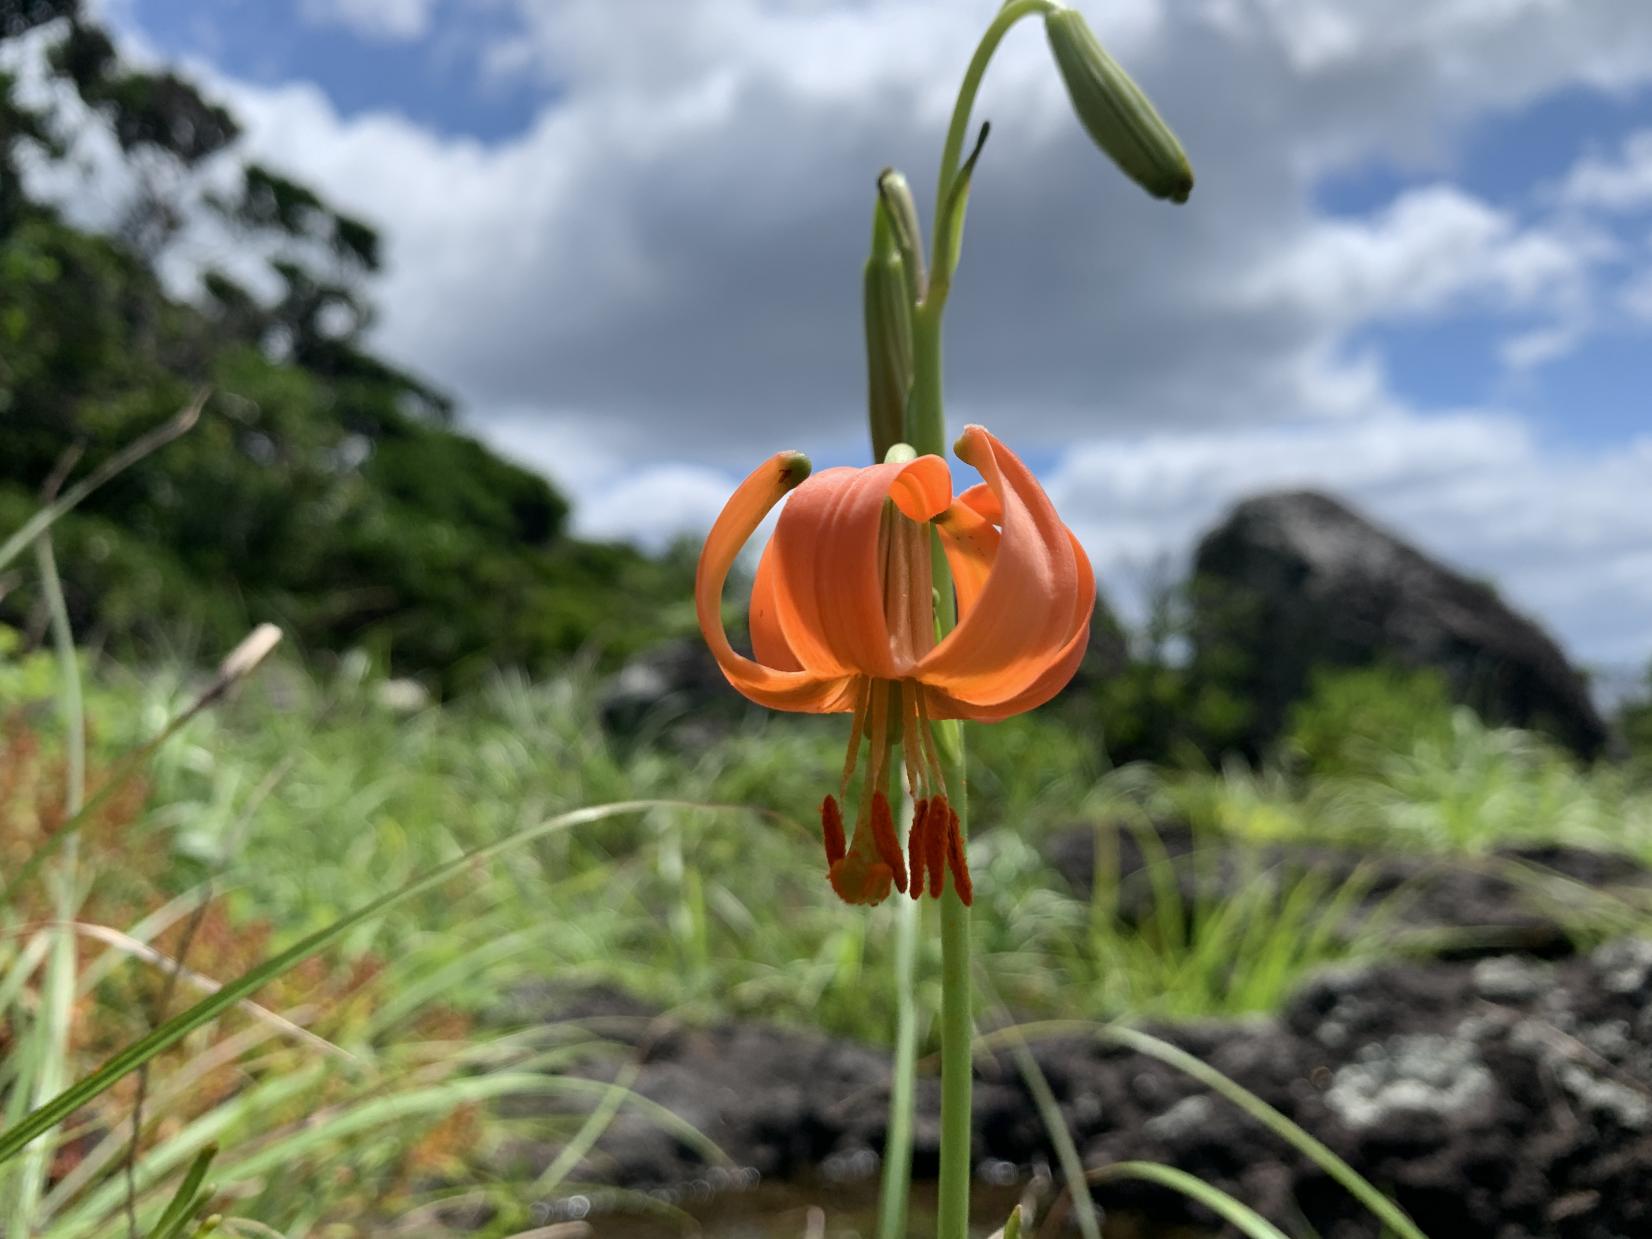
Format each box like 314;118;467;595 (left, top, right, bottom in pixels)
0;394;204;575
977;977;1101;1239
4;533;87;1232
2;624;280;907
531;1060;641;1194
875;864;920;1239
1003;1035;1101;1239
147;1144;216;1239
1101;1025;1429;1239
1089;1161;1288;1239
0;799;732;1165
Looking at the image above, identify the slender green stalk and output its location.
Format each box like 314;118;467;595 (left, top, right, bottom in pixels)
6;535;87;1232
868;167;921;1239
38;536;87;821
926;0;1058;314
910;274;974;1239
933;750;972;1239
874;887;919;1239
912;9;1054;1234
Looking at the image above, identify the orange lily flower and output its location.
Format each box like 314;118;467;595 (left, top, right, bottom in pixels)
696;425;1095;907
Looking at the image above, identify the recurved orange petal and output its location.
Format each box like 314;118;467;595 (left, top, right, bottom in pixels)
956;481;1002;524
915;426;1092;704
695;452;857;713
749;539;803;672
925;530;1094;721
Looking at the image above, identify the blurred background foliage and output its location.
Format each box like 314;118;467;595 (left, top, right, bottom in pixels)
0;0;695;691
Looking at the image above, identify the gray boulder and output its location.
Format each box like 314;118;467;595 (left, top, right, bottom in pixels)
1191;490;1606;759
597;637;743;742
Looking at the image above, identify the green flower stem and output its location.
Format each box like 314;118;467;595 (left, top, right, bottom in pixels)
910;9;1054;1235
910;248;971;1239
927;0;1058;314
932;724;971;1239
874;888;919;1239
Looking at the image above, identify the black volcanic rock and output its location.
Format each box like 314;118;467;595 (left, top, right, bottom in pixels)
1190;490;1606;758
597;637;744;743
496;939;1652;1238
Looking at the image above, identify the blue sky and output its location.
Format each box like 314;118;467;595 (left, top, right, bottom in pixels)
120;0;543;140
103;0;1652;675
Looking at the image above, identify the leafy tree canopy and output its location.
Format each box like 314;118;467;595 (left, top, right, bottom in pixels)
0;7;692;687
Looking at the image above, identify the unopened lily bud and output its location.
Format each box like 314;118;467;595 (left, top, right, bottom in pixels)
877;169;926;303
864;195;914;459
1044;6;1193;204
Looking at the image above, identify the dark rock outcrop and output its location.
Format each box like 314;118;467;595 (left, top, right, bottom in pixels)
597;637;743;742
500;939;1652;1238
1190;490;1607;759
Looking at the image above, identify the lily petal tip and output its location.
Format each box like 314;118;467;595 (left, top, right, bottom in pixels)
779;451;812;488
952;424;987;461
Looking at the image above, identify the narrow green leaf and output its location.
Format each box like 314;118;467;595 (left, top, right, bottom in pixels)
1101;1026;1430;1239
147;1144;217;1239
1090;1161;1286;1239
1004;1033;1101;1239
935;122;991;282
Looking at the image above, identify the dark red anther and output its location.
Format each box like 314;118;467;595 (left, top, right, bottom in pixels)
926;795;948;898
820;795;847;869
908;798;930;902
870;792;908;894
944;805;973;906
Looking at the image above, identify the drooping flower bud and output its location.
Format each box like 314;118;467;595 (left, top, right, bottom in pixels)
1044;6;1193;204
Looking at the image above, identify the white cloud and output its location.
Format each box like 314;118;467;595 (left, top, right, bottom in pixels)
1622;263;1652;322
1236;184;1597;325
202;0;1652;459
299;0;439;42
477;410;730;547
1560;130;1652;213
576;464;737;549
116;0;1652;665
1499;323;1584;370
1046;413;1652;667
